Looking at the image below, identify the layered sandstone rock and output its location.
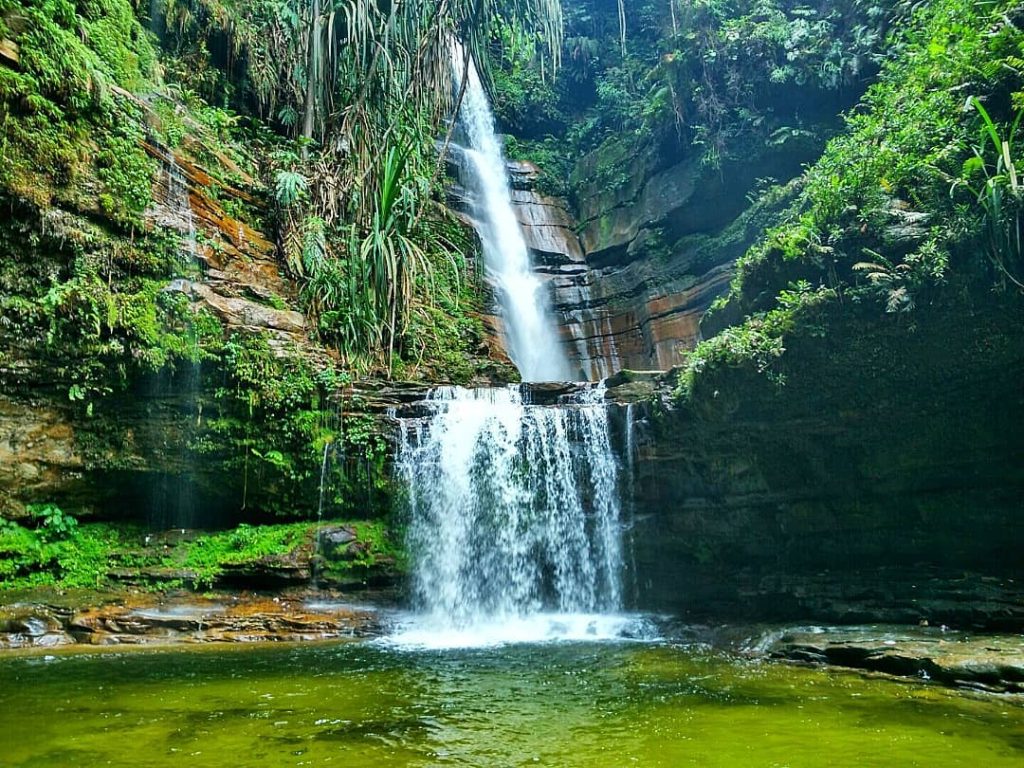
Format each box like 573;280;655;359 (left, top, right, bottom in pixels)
623;299;1024;629
509;151;803;379
144;142;308;351
0;593;383;649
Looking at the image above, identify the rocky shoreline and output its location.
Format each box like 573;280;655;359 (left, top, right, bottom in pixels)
758;625;1024;695
3;589;1022;698
0;589;388;650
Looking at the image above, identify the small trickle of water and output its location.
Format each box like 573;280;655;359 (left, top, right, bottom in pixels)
311;441;332;585
392;385;630;645
167;156;196;263
146;155;202;530
603;311;621;376
450;42;569;382
624;402;637;485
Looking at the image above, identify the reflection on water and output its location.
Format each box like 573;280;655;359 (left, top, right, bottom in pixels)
0;641;1021;767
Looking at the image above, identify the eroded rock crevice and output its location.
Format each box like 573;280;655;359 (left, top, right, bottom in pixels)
509;135;815;379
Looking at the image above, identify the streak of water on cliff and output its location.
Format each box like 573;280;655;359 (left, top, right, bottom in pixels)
146;156;202;529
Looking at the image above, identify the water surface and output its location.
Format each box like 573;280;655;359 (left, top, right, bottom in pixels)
0;641;1020;767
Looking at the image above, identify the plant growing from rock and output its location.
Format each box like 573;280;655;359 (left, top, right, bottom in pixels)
163;0;564;369
955;98;1023;290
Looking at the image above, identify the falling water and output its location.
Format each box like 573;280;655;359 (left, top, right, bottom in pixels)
624;402;637;485
391;384;644;646
148;0;165;38
147;156;202;530
311;441;332;586
386;43;644;646
167;157;197;263
450;43;570;382
623;402;641;606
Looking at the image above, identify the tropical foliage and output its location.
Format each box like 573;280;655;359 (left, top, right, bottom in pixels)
0;510;399;591
957;98;1023;290
678;0;1024;398
495;0;907;189
159;0;564;367
0;0;157;219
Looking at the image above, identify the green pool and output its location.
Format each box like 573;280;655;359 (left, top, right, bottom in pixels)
0;640;1020;767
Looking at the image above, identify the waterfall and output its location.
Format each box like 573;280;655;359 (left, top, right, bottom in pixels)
147;155;202;530
167;157;197;263
451;44;570;382
392;384;639;646
148;0;165;38
385;42;645;647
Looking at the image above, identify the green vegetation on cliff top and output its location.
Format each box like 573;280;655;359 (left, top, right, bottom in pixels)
498;1;903;195
677;0;1024;399
0;0;157;220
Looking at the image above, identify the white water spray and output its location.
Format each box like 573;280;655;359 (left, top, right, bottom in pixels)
451;44;570;382
391;385;639;647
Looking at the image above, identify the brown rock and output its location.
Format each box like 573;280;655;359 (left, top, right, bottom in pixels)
1;593;382;650
0;400;82;517
187;282;306;337
0;38;19;69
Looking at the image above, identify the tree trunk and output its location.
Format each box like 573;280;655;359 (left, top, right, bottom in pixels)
302;0;322;145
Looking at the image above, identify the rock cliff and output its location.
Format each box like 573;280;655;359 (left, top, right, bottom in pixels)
622;297;1024;629
510;135;819;379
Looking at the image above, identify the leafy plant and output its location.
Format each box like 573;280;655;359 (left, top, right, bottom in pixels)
275;169;308;207
955;98;1023;289
28;503;78;540
853;251;916;312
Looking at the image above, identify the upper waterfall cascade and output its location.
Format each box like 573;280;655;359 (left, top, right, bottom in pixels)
450;44;570;382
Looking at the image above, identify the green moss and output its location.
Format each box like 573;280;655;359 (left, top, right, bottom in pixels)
503;135;572;197
167;522;310;589
678;0;1024;401
0;512;403;593
0;209;215;401
0;0;157;216
0;512;126;590
94;124;156;221
165;518;403;590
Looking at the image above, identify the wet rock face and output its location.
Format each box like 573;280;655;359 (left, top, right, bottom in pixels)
510;138;811;379
0;594;383;649
625;301;1024;630
761;626;1024;694
509;162;584;265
